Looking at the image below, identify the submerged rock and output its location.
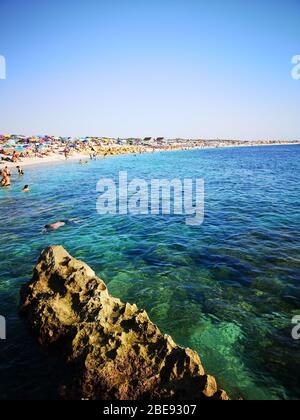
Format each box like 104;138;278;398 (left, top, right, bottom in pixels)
20;246;229;400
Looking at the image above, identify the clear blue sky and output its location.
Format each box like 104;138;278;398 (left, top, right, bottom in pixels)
0;0;299;139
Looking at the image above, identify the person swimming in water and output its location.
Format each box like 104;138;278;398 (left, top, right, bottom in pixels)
22;185;30;192
1;167;11;187
43;219;81;232
44;221;66;231
3;166;11;177
16;166;24;176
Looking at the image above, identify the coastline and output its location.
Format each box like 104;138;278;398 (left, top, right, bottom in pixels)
0;152;88;168
1;140;300;170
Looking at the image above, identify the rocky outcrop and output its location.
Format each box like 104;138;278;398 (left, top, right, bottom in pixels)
20;246;229;400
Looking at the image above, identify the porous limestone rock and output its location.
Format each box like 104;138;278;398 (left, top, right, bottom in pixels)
20;246;229;400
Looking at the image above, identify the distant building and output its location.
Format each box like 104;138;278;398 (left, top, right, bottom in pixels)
156;137;165;143
143;137;153;142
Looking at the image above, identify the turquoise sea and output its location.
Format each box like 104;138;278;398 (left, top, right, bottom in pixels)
0;145;300;400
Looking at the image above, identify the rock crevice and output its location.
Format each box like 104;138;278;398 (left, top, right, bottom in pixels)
20;246;229;400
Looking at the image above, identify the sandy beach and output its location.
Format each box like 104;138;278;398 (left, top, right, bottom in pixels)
0;152;88;169
1;138;300;171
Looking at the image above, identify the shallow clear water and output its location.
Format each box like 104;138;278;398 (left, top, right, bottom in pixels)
1;145;300;400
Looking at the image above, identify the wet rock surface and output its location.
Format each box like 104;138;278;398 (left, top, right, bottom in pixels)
20;246;229;400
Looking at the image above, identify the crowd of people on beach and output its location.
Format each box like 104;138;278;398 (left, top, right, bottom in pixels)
1;133;300;169
0;143;101;196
